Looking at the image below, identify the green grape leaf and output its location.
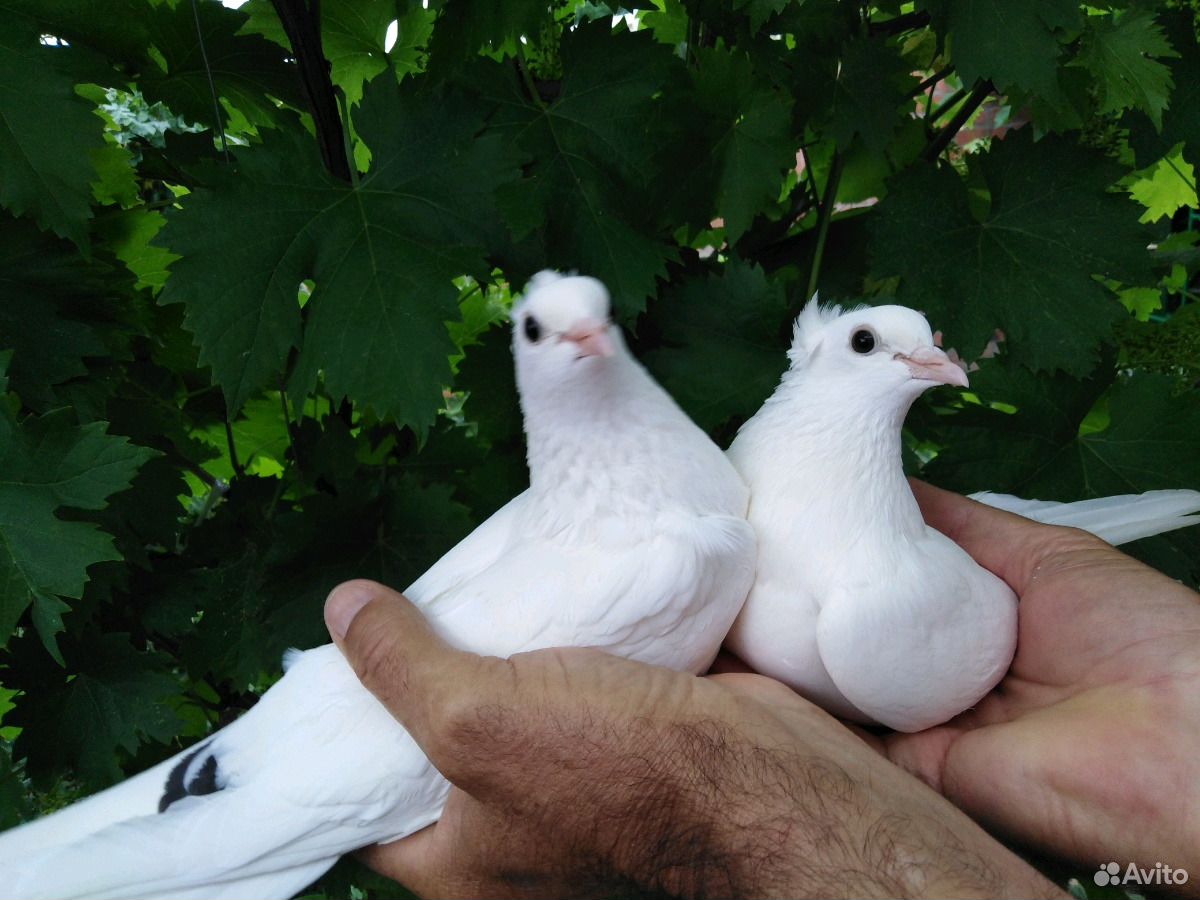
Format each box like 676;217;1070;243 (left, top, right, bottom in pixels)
158;77;521;431
241;0;426;106
928;359;1200;499
429;0;547;59
643;260;790;433
379;474;477;585
827;35;917;157
735;0;792;32
0;0;152;66
1073;8;1177;129
3;0;301;130
195;395;290;481
456;321;522;448
483;24;682;318
870;130;1151;375
15;633;182;788
0;410;156;660
0;294;106;412
1126;12;1200;174
390;3;437;81
918;0;1079;100
691;49;796;243
89;142;140;208
138;0;302;129
1126;144;1197;224
0;217;126;410
0;17;108;248
98;209;180;294
0;742;32;830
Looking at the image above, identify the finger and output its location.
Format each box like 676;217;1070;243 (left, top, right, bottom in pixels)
324;579;508;779
908;479;1069;595
359;825;448;898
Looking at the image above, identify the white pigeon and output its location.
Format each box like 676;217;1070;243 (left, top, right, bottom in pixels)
725;299;1200;734
0;272;756;900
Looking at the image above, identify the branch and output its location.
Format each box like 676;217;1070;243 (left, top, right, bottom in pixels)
805;151;844;301
223;414;245;479
920;81;993;163
189;0;231;163
278;379;303;478
927;85;966;123
910;65;953;98
868;10;931;36
269;0;352;183
516;44;548;111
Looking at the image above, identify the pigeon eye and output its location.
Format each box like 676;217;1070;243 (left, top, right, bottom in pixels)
523;316;542;343
851;328;876;354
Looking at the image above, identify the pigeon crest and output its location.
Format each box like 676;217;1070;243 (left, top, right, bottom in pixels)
786;296;866;368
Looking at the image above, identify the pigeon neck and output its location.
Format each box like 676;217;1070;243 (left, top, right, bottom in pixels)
519;356;743;529
736;368;924;540
521;358;660;500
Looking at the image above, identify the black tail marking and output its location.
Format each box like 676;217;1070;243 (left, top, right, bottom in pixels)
159;744;221;813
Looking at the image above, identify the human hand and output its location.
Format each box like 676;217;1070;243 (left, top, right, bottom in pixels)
885;482;1200;893
324;580;1060;899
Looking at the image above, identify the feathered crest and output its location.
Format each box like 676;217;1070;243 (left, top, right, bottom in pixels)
513;270;562;315
787;295;841;367
525;269;567;294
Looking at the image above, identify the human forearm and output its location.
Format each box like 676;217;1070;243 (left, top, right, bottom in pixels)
644;696;1061;899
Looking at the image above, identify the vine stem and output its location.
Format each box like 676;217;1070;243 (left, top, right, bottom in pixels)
805;151;844;303
920;81;993;163
190;0;230;164
910;65;953;98
223;415;245;478
279;379;302;478
868;9;931;35
517;43;547;111
927;85;966;124
336;90;360;189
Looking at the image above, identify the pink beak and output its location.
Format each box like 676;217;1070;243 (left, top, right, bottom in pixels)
563;319;615;358
899;346;969;388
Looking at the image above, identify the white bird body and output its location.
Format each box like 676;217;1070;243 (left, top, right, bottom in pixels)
2;272;756;900
727;300;1200;733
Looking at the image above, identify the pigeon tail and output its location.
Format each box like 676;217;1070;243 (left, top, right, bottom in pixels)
0;749;186;861
970;489;1200;545
7;784;352;900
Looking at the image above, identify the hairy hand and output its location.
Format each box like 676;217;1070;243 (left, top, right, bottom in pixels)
887;483;1200;892
324;580;1059;899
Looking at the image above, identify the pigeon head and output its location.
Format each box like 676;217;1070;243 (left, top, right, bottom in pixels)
512;271;619;387
788;299;968;400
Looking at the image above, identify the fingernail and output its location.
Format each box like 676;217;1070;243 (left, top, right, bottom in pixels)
325;582;374;639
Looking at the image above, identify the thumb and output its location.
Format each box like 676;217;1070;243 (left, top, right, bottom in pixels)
323;579;506;785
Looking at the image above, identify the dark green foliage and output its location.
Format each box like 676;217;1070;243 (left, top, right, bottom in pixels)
0;1;1198;896
870;131;1152;374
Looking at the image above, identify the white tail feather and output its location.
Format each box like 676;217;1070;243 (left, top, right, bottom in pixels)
0;749;188;861
8;786;350;900
970;489;1200;545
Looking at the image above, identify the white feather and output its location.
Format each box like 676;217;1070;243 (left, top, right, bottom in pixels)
727;301;1198;733
2;272;756;900
970;489;1200;545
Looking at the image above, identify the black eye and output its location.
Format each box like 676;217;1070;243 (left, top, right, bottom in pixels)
851;328;876;354
523;315;542;343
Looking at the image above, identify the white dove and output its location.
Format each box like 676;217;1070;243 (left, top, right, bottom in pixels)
0;271;756;900
725;299;1200;733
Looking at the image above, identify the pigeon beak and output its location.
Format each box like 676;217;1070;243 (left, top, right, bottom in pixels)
898;346;969;388
563;319;615;358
